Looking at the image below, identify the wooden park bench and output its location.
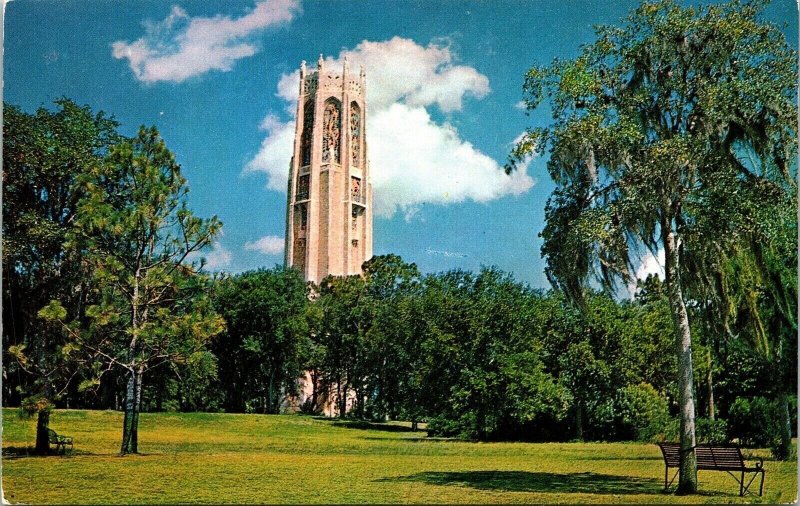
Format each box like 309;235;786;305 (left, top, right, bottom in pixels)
657;442;765;496
47;428;74;455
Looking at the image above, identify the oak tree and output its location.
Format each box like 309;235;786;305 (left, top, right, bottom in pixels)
510;0;796;491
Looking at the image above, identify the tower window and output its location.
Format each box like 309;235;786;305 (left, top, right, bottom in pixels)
301;100;314;166
322;98;341;164
351;177;362;203
299;204;308;230
350;102;361;167
297;174;310;200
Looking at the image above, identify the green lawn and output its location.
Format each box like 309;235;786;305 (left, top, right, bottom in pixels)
2;409;796;504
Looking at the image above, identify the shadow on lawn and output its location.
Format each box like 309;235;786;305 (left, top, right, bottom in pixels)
331;420;418;433
2;446;93;459
379;471;665;495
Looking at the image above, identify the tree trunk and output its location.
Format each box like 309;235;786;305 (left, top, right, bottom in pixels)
575;401;584;442
310;369;319;413
121;369;136;454
337;374;344;417
706;349;715;421
663;221;698;494
120;368;142;454
775;390;792;460
35;409;51;455
267;370;276;414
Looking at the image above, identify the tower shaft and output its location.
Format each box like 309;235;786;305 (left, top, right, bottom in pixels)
285;57;372;284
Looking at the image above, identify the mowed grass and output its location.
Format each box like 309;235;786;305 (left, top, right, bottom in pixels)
2;409;796;504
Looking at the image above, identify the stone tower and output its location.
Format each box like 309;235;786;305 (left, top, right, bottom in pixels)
285;55;373;284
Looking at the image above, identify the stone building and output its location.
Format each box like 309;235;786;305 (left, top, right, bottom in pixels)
284;55;373;285
284;56;372;416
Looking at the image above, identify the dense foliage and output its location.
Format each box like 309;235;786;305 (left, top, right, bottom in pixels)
4;119;792;448
508;0;797;482
4;0;796;463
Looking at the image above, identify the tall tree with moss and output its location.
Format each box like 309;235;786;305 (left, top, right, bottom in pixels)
41;126;225;454
510;0;796;492
695;203;797;458
3;100;120;453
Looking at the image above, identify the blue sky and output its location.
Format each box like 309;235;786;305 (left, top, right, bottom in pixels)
4;0;796;288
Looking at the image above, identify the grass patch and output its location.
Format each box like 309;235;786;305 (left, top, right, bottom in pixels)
2;409;796;504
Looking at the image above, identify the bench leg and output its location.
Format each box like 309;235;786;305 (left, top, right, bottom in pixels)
664;468;678;492
740;471;763;497
740;471;744;497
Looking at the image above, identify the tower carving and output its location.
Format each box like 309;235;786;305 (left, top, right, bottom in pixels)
285;56;373;284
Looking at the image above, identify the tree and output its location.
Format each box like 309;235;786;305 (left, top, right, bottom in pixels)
704;213;797;458
211;267;311;413
3;99;119;453
360;254;421;420
42;126;224;454
316;275;366;416
420;268;568;440
510;0;796;492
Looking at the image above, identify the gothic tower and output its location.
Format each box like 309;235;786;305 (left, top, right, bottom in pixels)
285;55;373;284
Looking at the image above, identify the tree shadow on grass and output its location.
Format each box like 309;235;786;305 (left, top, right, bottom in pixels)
379;471;669;495
1;446;94;459
582;455;662;461
331;420;418;433
362;436;462;443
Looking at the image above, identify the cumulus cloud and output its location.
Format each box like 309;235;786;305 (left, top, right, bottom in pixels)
112;0;300;83
246;115;296;192
369;104;532;216
626;247;665;297
244;36;534;218
636;248;665;281
199;243;233;271
244;235;285;255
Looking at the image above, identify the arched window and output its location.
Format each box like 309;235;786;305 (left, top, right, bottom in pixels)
350;102;361;167
322;98;341;164
300;99;314;166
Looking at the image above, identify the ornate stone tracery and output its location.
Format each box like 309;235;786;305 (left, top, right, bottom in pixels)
350;102;361;167
303;74;318;95
300;100;314;166
322;98;341;164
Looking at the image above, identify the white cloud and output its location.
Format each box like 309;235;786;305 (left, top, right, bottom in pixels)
200;243;233;271
245;115;295;192
369;103;533;216
636;248;665;281
627;247;665;297
112;0;300;83
244;235;285;255
244;37;534;219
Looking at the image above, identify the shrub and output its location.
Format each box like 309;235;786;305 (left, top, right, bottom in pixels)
728;397;774;447
617;383;670;442
661;417;729;444
695;417;728;443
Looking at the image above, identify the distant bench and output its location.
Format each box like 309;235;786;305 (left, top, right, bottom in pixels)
657;442;764;496
47;428;73;455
